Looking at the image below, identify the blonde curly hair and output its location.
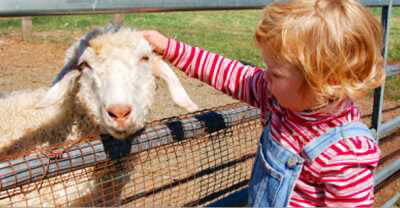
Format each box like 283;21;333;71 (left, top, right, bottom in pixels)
255;0;385;104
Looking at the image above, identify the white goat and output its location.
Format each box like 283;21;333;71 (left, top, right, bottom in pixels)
0;26;198;207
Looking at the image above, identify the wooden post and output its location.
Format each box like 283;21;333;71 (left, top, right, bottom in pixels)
21;17;32;41
112;13;127;26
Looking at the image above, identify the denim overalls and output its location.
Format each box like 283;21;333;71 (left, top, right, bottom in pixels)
248;116;374;207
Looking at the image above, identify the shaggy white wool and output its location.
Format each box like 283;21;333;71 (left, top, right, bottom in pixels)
0;78;94;156
0;26;198;207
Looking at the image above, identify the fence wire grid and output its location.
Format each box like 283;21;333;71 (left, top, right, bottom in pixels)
0;103;262;207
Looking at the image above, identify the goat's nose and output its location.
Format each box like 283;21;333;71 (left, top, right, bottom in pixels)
106;105;132;121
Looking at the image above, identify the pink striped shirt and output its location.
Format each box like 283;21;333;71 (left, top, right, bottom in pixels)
164;39;381;207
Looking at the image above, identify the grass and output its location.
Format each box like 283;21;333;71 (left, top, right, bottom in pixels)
0;9;399;101
0;11;262;64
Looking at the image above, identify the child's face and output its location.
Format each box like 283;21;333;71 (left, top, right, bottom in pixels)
261;50;316;112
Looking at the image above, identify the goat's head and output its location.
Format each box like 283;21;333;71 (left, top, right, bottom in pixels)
38;27;198;139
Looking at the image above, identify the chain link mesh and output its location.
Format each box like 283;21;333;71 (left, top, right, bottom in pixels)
0;103;262;207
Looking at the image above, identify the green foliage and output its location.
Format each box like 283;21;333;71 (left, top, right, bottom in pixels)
0;18;20;29
122;11;262;65
0;9;399;100
0;11;262;65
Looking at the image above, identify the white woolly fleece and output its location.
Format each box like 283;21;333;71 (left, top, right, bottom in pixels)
0;27;198;207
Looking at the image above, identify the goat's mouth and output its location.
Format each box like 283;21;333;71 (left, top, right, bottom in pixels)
106;124;143;139
107;128;130;139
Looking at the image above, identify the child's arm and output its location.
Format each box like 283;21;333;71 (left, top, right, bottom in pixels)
318;137;380;207
164;39;267;107
142;30;270;110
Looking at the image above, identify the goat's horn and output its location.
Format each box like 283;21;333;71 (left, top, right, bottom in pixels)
52;28;102;85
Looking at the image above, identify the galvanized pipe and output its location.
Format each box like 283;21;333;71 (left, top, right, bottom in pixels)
385;64;400;76
0;0;268;17
379;116;400;138
0;104;260;191
375;158;400;186
0;0;400;17
371;1;393;140
382;192;400;208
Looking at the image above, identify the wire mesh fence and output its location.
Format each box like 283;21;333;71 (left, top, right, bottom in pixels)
0;103;262;207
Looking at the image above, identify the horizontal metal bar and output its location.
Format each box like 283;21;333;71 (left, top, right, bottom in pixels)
378;116;400;138
0;103;260;191
375;158;400;186
386;64;400;77
364;0;400;6
0;0;267;17
0;0;399;17
382;192;400;208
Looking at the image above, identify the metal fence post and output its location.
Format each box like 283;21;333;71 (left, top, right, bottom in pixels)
371;0;392;142
112;13;126;26
21;17;32;41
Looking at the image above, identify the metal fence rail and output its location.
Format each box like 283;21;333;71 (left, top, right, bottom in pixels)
386;64;400;76
0;103;262;207
371;2;400;206
378;63;400;139
0;104;260;191
0;0;400;17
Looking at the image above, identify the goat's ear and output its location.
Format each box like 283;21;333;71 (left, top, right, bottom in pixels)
150;56;199;112
36;70;81;109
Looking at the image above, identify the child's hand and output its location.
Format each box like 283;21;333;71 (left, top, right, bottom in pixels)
141;30;169;55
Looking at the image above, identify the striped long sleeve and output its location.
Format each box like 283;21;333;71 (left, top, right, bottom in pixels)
163;39;271;112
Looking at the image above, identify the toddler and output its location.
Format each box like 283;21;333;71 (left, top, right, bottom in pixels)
143;0;384;206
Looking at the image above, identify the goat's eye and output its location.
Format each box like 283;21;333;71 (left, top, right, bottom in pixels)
78;61;92;71
140;55;149;62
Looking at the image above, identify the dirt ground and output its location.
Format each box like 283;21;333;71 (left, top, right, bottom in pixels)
0;31;399;206
0;31;238;121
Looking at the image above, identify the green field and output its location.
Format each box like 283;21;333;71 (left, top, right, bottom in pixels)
0;9;399;100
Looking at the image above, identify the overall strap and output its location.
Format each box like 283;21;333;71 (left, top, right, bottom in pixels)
301;121;374;161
